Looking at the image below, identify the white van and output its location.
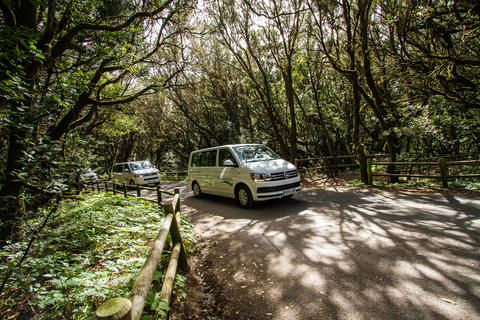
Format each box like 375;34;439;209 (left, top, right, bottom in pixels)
112;161;161;186
188;144;301;208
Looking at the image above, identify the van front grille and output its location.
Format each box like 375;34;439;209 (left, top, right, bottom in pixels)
257;181;301;194
143;172;158;177
270;170;298;181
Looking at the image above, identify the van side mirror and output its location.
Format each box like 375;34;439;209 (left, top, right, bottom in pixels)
223;159;237;167
124;168;130;172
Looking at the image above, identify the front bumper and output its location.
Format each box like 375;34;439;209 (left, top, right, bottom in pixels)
253;179;301;201
136;175;161;185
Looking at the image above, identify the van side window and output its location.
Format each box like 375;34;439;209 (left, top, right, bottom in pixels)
204;150;217;166
191;153;201;167
114;164;123;173
219;149;237;166
191;150;217;167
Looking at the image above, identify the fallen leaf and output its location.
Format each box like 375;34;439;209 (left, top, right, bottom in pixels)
441;298;456;305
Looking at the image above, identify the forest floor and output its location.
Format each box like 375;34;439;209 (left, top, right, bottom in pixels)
169;174;480;319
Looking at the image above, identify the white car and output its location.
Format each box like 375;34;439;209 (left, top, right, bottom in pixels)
112;161;161;186
80;169;98;184
68;169;97;188
188;144;301;208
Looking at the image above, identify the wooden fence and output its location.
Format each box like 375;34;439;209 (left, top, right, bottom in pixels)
296;154;479;177
295;154;381;173
107;182;175;204
367;158;480;187
93;182;188;320
162;170;188;180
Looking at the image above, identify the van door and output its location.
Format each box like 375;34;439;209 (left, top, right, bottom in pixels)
190;149;218;193
214;148;238;197
124;163;136;185
113;164;124;183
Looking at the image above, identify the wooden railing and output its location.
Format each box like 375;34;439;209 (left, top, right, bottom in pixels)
93;183;188;320
296;154;479;177
367;158;480;187
106;182;171;204
162;170;188;180
295;154;381;173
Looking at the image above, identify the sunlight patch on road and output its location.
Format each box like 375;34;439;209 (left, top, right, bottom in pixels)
267;248;328;291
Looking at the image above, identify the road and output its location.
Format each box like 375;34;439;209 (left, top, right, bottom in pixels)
162;181;480;320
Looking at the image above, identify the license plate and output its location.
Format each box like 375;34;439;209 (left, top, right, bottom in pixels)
283;188;295;195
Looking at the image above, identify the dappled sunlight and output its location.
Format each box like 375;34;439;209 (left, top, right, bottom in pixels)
184;187;480;319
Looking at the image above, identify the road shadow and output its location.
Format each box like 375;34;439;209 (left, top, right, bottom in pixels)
183;188;480;319
183;192;309;221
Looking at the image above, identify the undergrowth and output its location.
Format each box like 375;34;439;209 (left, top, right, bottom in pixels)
0;192;197;319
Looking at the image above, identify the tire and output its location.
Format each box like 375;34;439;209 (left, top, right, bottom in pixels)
236;185;254;209
192;181;202;197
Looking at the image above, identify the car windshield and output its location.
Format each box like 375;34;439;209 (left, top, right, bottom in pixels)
129;161;154;171
232;145;280;163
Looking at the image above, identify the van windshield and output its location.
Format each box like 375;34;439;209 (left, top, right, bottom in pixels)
232;145;280;163
129;161;154;171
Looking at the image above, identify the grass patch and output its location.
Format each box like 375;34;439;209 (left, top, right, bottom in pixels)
0;192;196;319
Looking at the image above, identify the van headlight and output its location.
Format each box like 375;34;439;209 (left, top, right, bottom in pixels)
250;173;272;181
135;174;144;178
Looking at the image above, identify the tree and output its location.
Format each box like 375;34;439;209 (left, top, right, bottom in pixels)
0;0;191;245
209;0;302;160
245;0;306;163
390;0;480;111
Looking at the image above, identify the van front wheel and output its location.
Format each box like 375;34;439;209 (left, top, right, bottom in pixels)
192;181;202;197
237;185;254;209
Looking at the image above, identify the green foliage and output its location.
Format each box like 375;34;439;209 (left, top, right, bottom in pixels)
346;179;365;187
143;295;171;320
0;193;197;319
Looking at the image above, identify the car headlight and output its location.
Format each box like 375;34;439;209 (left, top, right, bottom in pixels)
135;174;144;178
250;173;272;181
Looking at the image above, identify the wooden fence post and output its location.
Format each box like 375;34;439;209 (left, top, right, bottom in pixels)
439;158;449;188
156;184;162;204
367;158;372;185
159;242;182;310
162;203;189;272
136;184;140;198
113;183;116;195
93;297;132;320
174;188;180;213
128;213;174;320
123;182;127;197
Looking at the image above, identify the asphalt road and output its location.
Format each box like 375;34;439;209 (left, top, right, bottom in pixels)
162;181;480;320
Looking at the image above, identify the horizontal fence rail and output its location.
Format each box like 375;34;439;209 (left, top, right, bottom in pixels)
162;170;188;180
295;154;382;173
367;158;480;187
105;182;177;204
296;154;479;178
93;184;188;320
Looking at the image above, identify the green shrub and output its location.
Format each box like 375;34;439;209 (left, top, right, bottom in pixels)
0;193;196;319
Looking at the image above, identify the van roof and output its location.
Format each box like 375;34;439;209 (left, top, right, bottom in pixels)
191;144;262;153
113;160;151;165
